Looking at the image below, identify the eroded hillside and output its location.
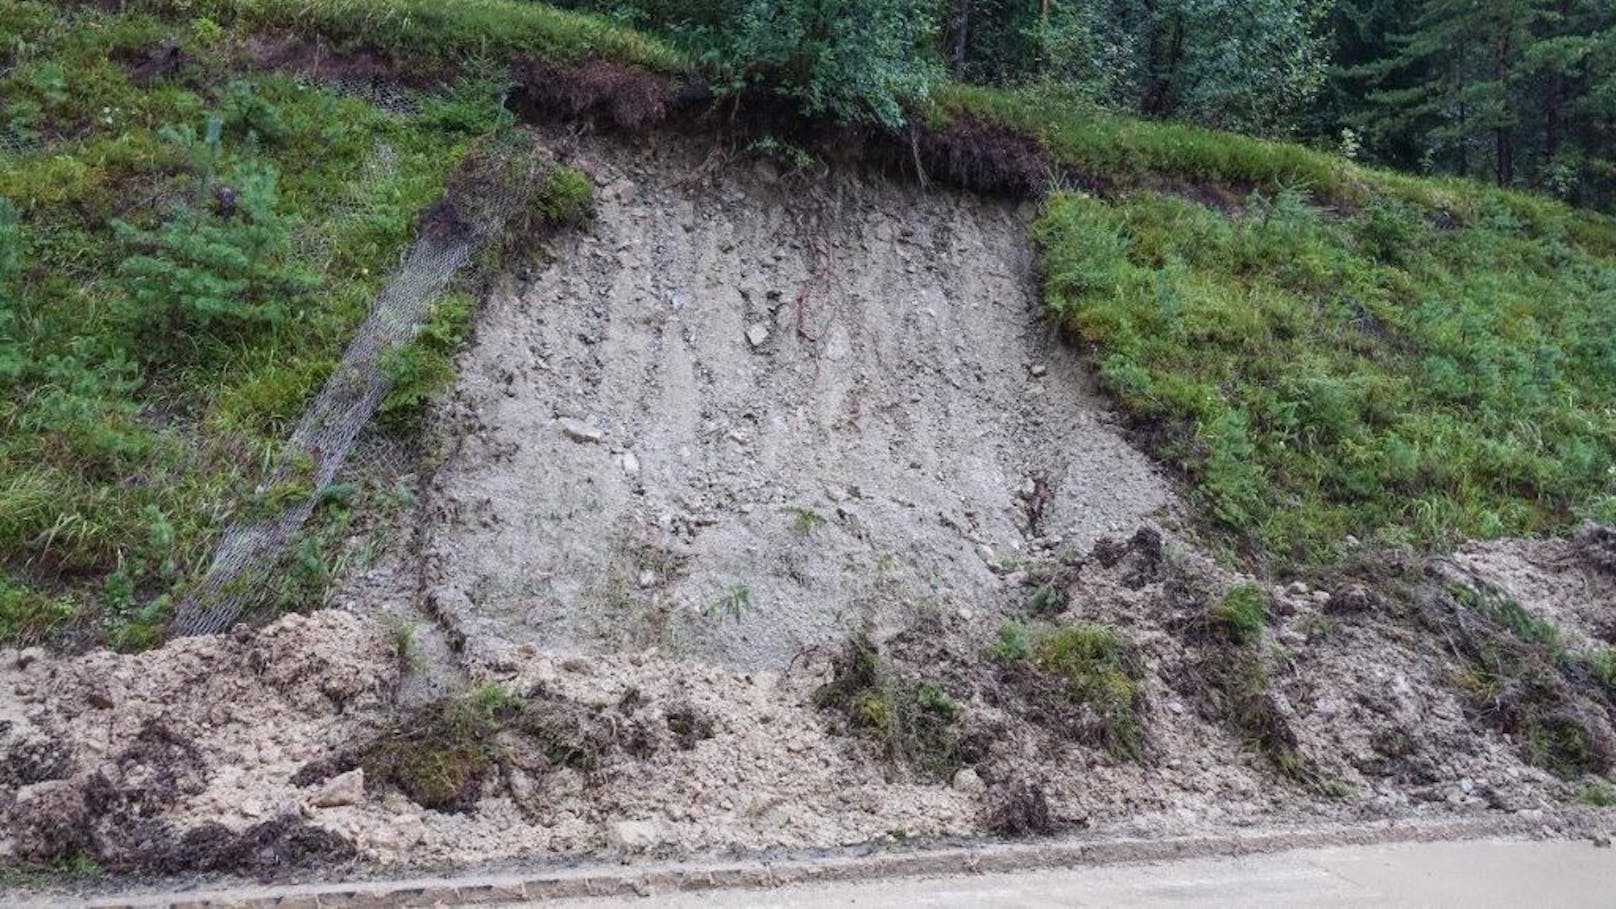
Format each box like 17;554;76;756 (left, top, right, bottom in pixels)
4;0;1616;893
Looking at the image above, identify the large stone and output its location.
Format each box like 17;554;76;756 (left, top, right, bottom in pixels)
608;818;668;852
307;769;365;809
951;767;986;796
559;418;605;444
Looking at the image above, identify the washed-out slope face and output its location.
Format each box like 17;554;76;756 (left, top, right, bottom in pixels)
421;137;1174;669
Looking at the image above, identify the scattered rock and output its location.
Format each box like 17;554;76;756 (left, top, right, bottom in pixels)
1325;583;1379;615
608;818;668;852
559;418;605;444
307;769;365;809
745;323;770;348
1029;363;1047;378
951;767;986;796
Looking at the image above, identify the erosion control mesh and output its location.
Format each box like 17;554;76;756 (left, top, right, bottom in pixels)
172;131;551;637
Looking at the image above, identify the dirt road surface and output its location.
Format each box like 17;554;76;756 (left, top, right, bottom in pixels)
547;839;1616;907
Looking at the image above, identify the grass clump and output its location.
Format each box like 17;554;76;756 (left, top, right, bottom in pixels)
1211;584;1270;646
1205;649;1312;783
1035;186;1616;567
360;685;518;812
1435;580;1615;779
785;505;827;536
1177;579;1314;784
1012;623;1147;762
988;621;1032;664
814;634;963;782
1576;781;1616;808
359;682;622;811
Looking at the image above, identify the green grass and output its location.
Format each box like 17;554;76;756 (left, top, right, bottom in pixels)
990;621;1148;762
0;0;585;647
1027;624;1147;761
1212;584;1271;645
1035;186;1616;567
814;635;963;781
127;0;683;75
932;83;1616;253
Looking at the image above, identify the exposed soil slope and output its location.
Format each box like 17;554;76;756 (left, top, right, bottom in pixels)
418;133;1173;671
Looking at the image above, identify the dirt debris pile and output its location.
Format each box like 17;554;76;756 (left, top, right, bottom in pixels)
5;524;1616;873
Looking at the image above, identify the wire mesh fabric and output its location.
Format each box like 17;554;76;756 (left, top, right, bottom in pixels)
172;131;551;636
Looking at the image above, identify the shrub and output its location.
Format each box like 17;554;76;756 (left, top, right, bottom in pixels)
558;0;939;126
113;120;316;366
378;292;475;431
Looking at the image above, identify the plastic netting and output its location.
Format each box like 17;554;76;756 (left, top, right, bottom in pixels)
172;133;545;637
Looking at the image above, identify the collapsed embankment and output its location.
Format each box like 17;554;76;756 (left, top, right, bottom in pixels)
4;129;1616;885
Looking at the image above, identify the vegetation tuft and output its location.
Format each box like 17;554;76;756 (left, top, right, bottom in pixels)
359;686;514;812
992;622;1149;762
814;634;963;781
357;682;639;812
1211;584;1271;645
1431;579;1616;779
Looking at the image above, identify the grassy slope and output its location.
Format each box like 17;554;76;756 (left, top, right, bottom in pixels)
1;0;1611;649
1019;136;1616;567
924;87;1616;569
0;0;658;647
